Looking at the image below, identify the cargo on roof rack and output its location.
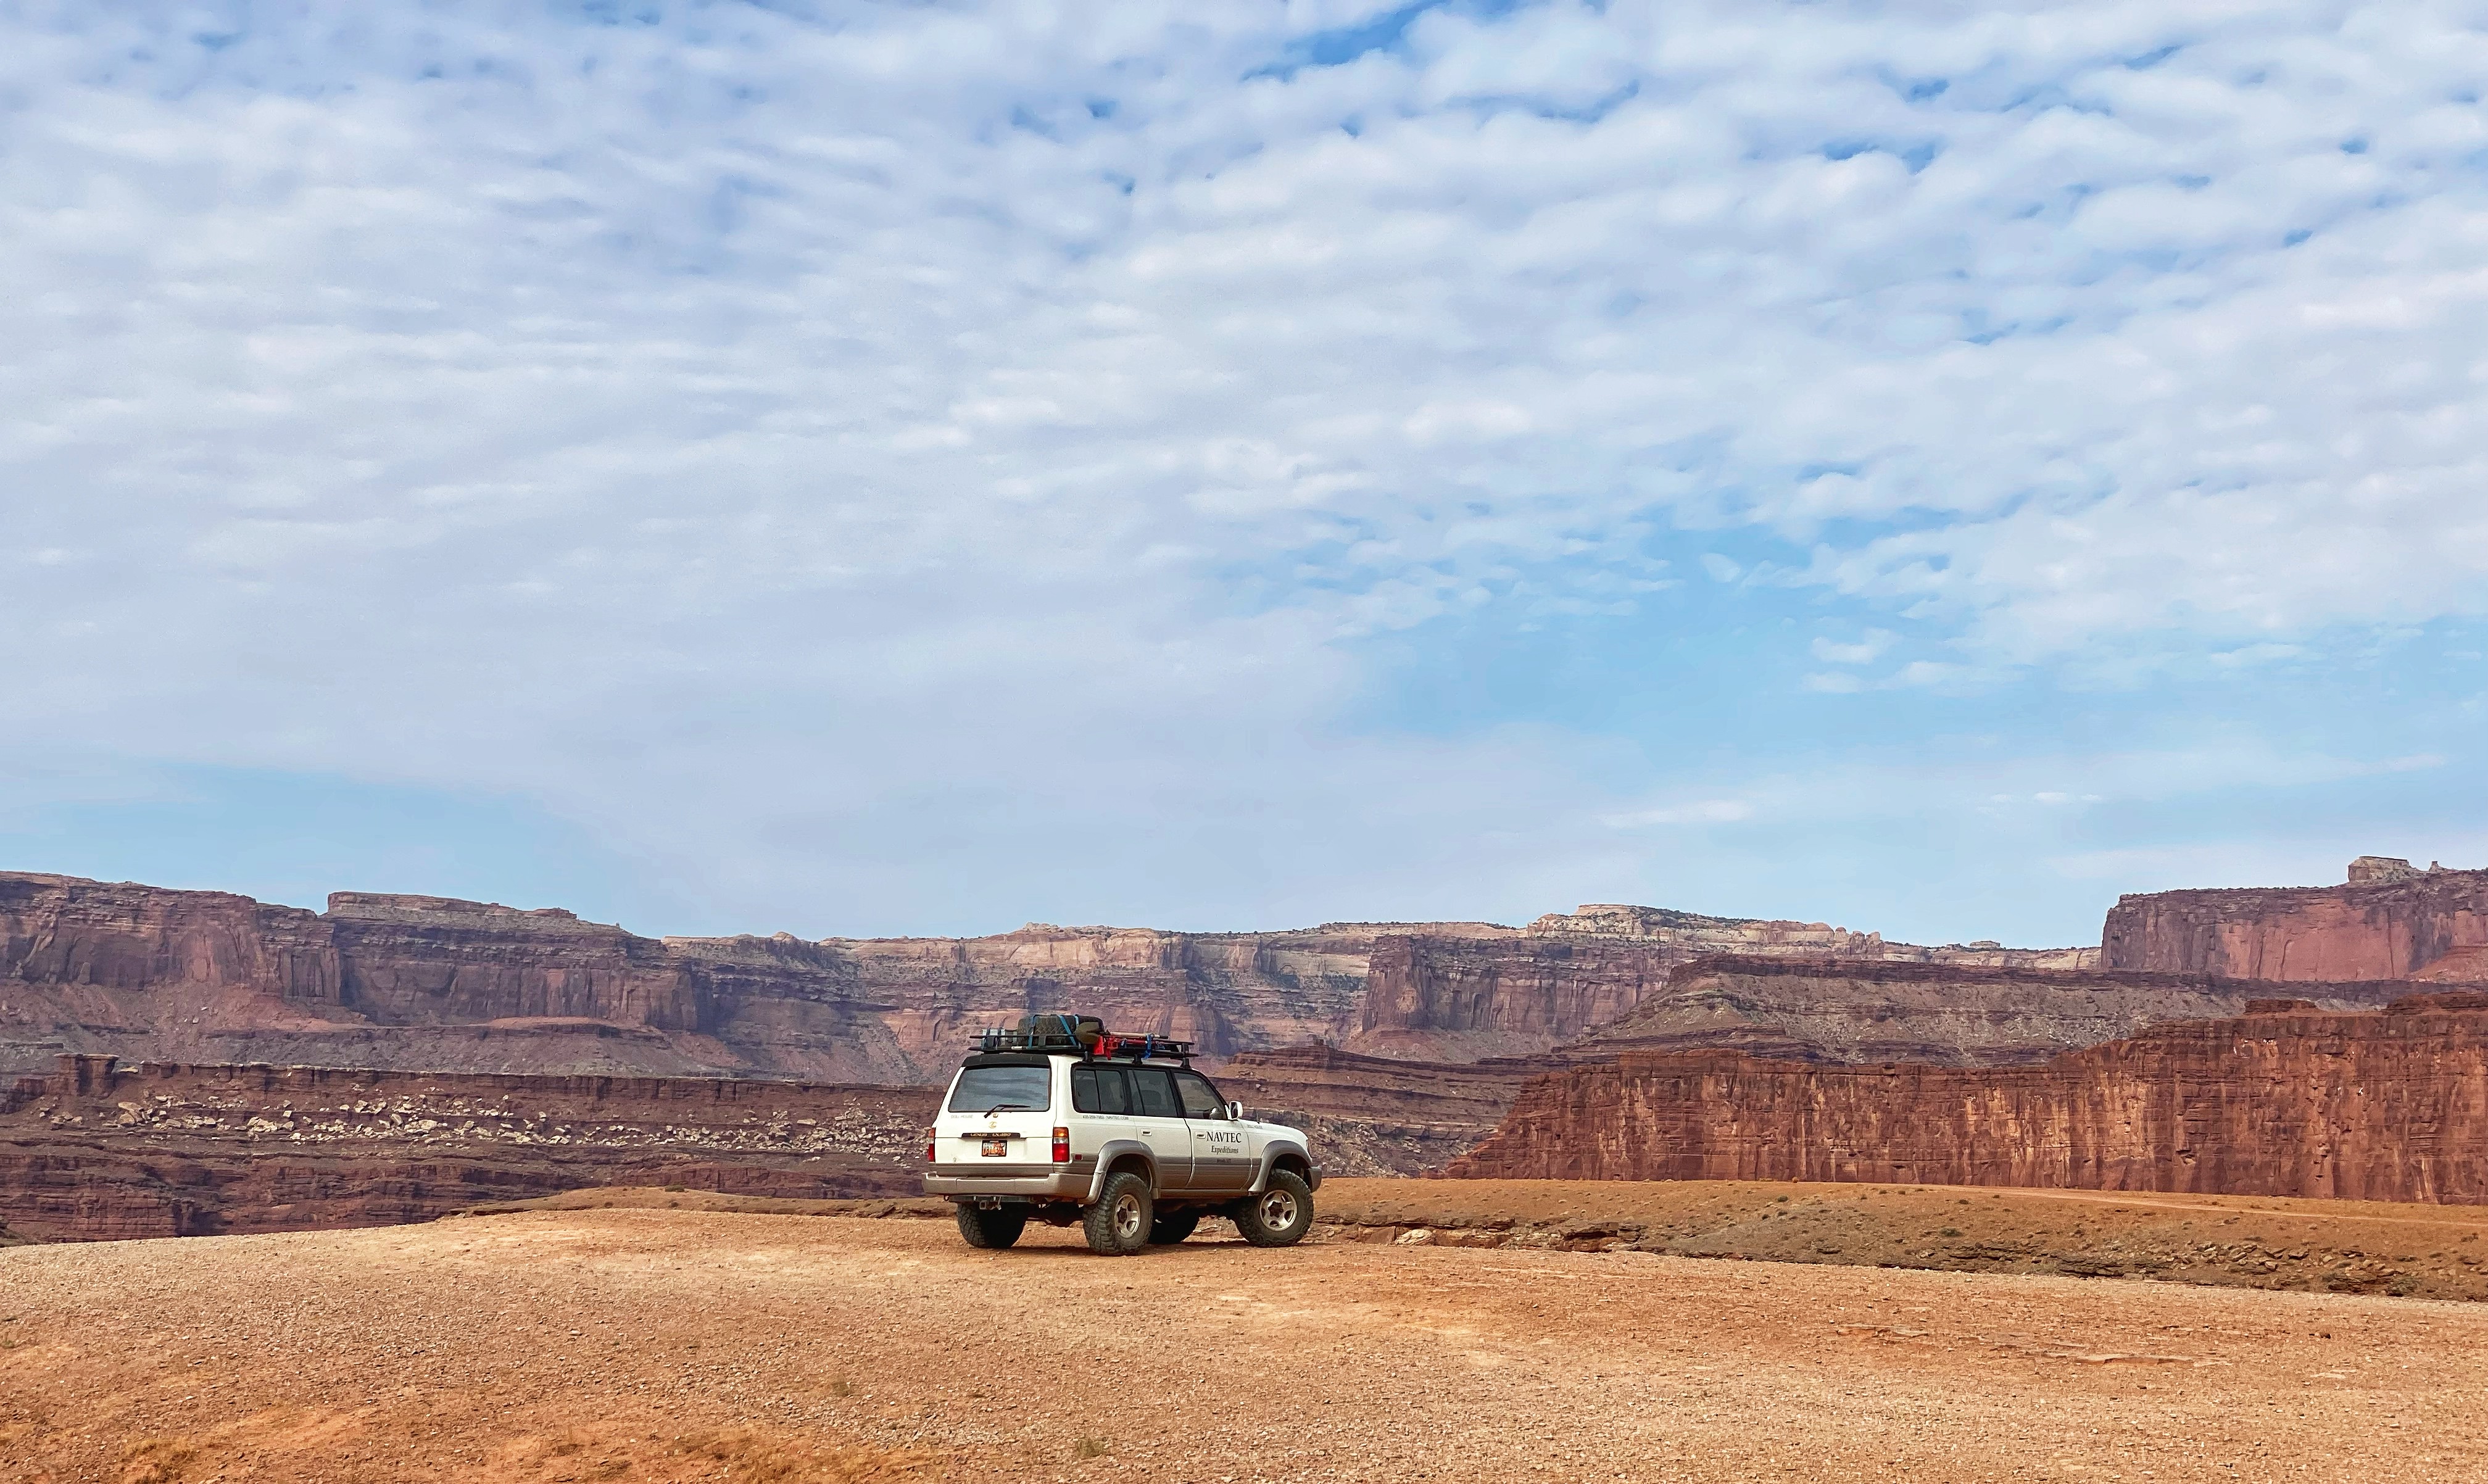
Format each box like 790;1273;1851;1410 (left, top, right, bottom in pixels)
969;1013;1196;1064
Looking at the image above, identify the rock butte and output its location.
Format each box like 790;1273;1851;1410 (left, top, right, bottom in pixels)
2104;855;2488;981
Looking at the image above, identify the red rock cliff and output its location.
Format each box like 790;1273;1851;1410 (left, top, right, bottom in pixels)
0;873;1465;1082
326;893;709;1029
2102;861;2488;980
1450;993;2488;1203
4;868;2287;1087
0;873;341;1001
1216;1045;1533;1175
1350;935;1678;1060
1350;942;2371;1066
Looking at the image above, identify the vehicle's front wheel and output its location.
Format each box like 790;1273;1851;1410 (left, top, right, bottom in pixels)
956;1203;1027;1250
1084;1172;1153;1256
1148;1211;1201;1245
1235;1170;1314;1247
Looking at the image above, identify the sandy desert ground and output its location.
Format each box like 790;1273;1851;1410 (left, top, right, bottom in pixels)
6;1190;2487;1483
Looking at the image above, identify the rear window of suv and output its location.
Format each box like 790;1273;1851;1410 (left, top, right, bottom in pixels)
948;1065;1052;1113
1072;1064;1182;1116
1071;1065;1130;1114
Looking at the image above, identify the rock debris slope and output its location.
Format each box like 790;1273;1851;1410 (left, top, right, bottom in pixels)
0;1053;934;1240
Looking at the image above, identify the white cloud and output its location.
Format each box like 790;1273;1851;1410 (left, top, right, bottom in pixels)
1617;742;2450;832
1604;799;1757;829
0;2;2482;932
1809;629;1896;665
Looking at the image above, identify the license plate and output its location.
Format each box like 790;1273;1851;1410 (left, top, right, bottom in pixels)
981;1137;1010;1158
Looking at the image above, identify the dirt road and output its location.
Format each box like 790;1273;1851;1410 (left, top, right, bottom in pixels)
6;1206;2486;1482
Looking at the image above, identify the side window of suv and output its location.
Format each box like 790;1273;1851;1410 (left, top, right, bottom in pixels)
1174;1071;1225;1118
1127;1066;1180;1118
1071;1065;1132;1114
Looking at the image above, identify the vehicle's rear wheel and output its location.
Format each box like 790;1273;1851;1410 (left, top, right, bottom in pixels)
956;1203;1027;1250
1235;1170;1314;1247
1084;1172;1153;1256
1148;1211;1201;1245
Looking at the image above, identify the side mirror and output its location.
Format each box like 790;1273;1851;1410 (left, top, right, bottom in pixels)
1226;1101;1246;1121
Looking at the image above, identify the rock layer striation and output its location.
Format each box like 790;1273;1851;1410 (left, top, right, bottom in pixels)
1451;993;2488;1203
1347;929;2107;1062
0;871;2118;1080
0;872;1461;1080
1563;955;2415;1065
2102;861;2488;981
1215;1045;1533;1176
1527;903;2100;969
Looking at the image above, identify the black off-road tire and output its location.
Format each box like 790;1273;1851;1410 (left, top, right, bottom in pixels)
1148;1211;1202;1245
1084;1172;1153;1256
956;1203;1027;1250
1235;1170;1314;1247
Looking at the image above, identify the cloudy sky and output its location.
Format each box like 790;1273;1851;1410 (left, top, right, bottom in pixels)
3;1;2483;945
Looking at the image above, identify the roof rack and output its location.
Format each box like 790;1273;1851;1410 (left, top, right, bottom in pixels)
970;1016;1195;1065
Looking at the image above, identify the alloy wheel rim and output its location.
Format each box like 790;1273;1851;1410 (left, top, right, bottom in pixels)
1113;1195;1143;1240
1259;1189;1298;1229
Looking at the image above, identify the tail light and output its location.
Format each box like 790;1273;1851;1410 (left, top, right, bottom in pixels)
1051;1126;1070;1163
924;1130;937;1163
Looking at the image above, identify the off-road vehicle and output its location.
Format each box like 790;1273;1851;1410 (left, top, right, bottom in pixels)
923;1014;1321;1256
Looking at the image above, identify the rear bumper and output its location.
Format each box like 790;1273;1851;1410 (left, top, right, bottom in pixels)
924;1165;1092;1202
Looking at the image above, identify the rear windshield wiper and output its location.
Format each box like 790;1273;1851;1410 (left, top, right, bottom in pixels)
982;1103;1037;1115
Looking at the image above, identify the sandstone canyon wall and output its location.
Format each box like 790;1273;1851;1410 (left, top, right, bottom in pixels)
0;871;1462;1082
1210;954;2347;1176
1216;1045;1533;1177
1563;955;2416;1065
0;1054;937;1242
2;869;2125;1084
2102;861;2488;982
14;858;2488;1238
1527;903;2102;970
816;919;1409;1076
1451;993;2488;1204
1348;918;2104;1061
1348;935;1680;1061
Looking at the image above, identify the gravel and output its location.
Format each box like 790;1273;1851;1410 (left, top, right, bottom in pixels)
5;1207;2487;1481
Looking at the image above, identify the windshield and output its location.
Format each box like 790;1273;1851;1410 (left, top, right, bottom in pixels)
948;1064;1052;1114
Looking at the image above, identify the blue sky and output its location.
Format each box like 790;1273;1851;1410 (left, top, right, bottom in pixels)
2;1;2483;945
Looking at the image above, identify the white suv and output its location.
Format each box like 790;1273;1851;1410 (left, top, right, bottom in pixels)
923;1025;1321;1256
